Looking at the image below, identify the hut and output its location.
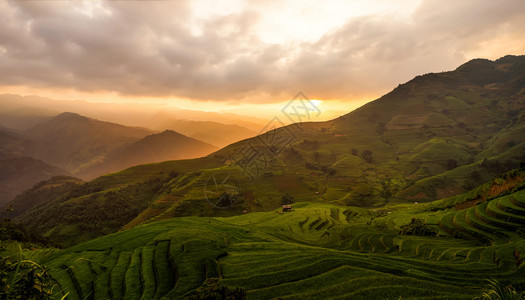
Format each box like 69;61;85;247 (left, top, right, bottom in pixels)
282;205;292;212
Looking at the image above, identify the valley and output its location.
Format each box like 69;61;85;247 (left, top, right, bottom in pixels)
1;54;524;299
20;169;525;299
2;0;525;291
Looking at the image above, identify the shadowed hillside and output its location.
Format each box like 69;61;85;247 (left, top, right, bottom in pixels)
84;130;218;177
0;128;33;160
0;112;219;181
0;157;69;207
1;176;83;219
11;166;525;299
9;55;525;247
160;119;257;148
25;112;153;175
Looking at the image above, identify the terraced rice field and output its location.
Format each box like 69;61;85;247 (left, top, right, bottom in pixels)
35;190;525;299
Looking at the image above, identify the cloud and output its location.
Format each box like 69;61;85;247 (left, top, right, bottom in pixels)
0;0;524;103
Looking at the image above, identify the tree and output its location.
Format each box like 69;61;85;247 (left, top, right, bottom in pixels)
399;218;437;236
446;159;458;170
313;152;321;163
379;180;393;201
361;149;373;163
281;193;295;205
506;140;517;148
345;183;374;207
187;278;246;299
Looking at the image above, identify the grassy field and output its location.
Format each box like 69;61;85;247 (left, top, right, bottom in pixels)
19;183;524;299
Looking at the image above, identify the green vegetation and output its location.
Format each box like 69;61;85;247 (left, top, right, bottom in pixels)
8;56;525;248
476;279;524;300
399;218;437;236
8;169;523;299
0;219;51;247
0;243;60;299
2;55;525;299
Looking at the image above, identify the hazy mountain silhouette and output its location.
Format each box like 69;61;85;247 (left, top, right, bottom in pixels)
160;119;256;147
84;130;218;176
0;156;69;207
24;112;153;176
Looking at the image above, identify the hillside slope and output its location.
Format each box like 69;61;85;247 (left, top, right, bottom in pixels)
14;55;525;246
215;55;525;201
85;130;218;176
24;112;153;176
160;119;257;147
0;157;69;207
2;176;84;219
0;128;33;160
18;167;525;299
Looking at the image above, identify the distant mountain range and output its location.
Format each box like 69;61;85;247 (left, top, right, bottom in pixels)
0;112;219;206
159;119;256;148
84;130;218;176
0;157;69;206
25;112;153;173
6;54;524;247
0;93;263;147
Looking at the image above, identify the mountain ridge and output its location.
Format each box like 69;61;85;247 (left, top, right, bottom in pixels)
83;129;219;176
0;156;69;206
9;54;525;247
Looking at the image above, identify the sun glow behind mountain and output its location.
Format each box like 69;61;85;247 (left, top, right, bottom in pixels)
0;0;524;123
1;0;525;298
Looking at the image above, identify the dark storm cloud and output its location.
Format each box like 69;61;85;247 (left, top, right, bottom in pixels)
0;0;524;102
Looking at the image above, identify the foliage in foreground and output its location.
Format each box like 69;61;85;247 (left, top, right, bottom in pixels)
475;279;525;300
0;244;59;299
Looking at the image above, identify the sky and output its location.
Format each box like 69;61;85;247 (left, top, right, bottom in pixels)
1;0;524;121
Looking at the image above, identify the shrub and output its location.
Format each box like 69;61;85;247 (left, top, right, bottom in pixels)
446;159;458;170
300;139;320;150
0;244;59;299
281;193;295;205
399;218;437;236
0;220;50;246
361;149;373;163
186;279;246;300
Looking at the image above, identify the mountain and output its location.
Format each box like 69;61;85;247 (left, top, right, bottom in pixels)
85;130;218;176
24;112;153;177
1;176;83;219
0;128;32;160
0;112;220;182
23;166;525;299
0;93;267;136
213;55;525;202
160;119;256;147
0;95;58;131
12;55;525;246
0;157;69;207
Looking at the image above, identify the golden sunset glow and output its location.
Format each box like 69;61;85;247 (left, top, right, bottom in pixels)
1;1;525;297
1;0;524;123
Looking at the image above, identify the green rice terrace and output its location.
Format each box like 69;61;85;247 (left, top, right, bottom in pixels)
2;56;525;299
6;168;525;299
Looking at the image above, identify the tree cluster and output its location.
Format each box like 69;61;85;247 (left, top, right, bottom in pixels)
399;218;437;236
